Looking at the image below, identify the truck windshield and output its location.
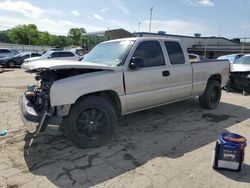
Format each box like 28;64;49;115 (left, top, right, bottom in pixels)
82;40;134;67
234;56;250;65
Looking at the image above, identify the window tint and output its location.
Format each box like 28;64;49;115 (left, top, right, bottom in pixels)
50;52;63;58
60;52;74;57
132;41;165;67
0;49;11;53
164;41;185;65
21;55;30;59
31;53;40;57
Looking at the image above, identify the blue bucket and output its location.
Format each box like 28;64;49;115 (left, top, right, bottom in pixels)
220;132;247;148
213;132;247;171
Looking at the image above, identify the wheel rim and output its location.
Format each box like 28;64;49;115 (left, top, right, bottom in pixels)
74;107;109;139
210;87;219;103
9;62;15;68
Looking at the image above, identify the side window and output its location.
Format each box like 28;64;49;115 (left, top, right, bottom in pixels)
0;49;10;53
164;41;185;65
50;52;60;58
21;55;29;59
31;53;40;57
60;52;74;57
132;41;165;67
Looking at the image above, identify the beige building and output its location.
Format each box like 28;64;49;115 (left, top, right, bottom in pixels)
135;32;250;58
83;29;250;59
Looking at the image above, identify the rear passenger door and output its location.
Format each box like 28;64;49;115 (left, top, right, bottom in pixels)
164;41;192;100
124;40;172;112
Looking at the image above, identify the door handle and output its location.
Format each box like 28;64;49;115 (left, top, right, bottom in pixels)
162;70;170;77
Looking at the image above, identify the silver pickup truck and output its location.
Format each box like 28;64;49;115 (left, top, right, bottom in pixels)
21;37;229;148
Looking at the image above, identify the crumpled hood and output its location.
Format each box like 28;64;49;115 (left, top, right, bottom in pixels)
21;59;115;71
231;64;250;72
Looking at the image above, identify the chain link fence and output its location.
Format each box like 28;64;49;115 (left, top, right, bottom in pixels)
0;42;52;53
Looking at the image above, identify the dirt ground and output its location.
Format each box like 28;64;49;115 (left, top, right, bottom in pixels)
0;69;250;188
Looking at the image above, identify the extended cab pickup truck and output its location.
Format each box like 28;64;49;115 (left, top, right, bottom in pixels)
21;37;229;148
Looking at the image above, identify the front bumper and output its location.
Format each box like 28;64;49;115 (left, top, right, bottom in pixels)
228;72;250;92
20;94;42;123
20;94;63;135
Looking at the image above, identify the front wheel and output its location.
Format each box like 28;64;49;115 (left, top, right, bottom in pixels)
8;61;15;68
199;80;221;109
65;96;117;148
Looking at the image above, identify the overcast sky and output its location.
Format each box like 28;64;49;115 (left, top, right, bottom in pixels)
0;0;250;39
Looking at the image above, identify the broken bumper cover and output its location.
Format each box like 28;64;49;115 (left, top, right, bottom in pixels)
20;94;42;124
20;94;63;135
228;72;250;92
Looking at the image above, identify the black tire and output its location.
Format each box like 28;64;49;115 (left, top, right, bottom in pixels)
8;61;15;68
199;80;221;109
65;96;117;148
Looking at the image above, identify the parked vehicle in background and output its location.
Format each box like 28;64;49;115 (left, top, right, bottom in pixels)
226;54;250;94
23;51;79;63
21;37;229;148
0;52;41;68
217;53;244;64
188;53;205;63
42;47;63;54
70;47;85;56
0;48;18;58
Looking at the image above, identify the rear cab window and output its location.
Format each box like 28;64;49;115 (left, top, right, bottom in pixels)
132;40;165;67
164;41;185;65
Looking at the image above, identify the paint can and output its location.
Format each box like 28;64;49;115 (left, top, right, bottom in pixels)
212;132;247;171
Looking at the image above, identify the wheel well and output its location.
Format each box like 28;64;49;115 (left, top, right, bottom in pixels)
76;90;122;116
208;74;221;83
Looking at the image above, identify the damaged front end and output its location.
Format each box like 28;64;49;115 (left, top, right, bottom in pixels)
226;72;250;93
21;70;61;136
21;68;104;136
20;60;116;136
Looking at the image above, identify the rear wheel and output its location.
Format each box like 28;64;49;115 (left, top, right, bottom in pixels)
8;61;15;68
199;80;221;109
65;96;117;148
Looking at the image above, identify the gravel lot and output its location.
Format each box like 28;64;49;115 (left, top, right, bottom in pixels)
0;69;250;188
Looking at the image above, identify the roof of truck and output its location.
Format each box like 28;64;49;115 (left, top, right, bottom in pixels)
102;37;180;43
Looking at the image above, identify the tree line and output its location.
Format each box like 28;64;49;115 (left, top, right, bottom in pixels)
0;24;107;48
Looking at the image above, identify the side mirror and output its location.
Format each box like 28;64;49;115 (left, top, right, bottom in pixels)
129;57;144;70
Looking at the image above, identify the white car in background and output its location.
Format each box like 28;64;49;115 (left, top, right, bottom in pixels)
24;50;79;63
188;53;205;63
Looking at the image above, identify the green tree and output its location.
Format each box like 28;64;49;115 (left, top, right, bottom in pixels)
9;24;39;45
50;35;69;47
67;28;86;45
37;32;51;46
0;30;10;43
231;38;241;44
